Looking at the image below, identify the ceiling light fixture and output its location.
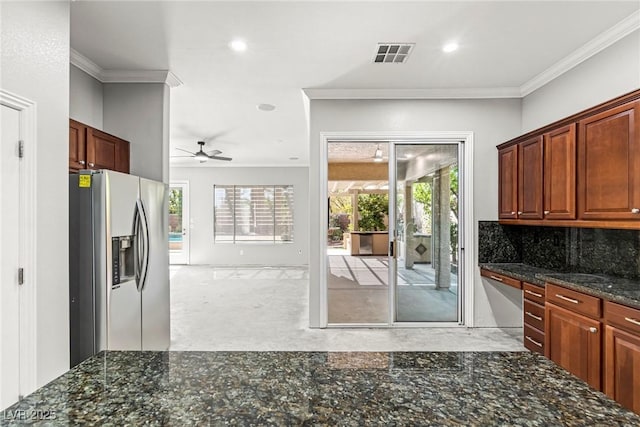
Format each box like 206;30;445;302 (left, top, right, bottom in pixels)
229;39;247;52
442;42;458;53
373;145;383;162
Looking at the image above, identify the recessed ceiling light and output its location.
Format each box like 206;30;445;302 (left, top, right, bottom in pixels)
229;39;247;52
442;42;458;53
257;103;276;112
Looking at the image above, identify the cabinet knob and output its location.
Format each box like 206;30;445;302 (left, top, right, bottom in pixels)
510;211;516;215
89;162;95;167
544;210;550;215
632;208;640;214
517;211;522;215
589;327;597;333
79;160;85;165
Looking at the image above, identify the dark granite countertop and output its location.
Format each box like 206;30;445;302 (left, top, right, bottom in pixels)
479;263;556;287
480;263;640;310
2;350;640;426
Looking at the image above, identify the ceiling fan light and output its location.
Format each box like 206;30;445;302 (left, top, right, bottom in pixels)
195;151;208;159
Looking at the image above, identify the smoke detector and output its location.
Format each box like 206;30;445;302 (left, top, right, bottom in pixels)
373;43;414;63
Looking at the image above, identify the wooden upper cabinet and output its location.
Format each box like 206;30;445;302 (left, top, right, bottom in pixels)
498;144;518;219
69;119;87;171
546;302;602;390
70;119;130;174
87;127;130;172
544;124;576;220
578;100;640;220
518;136;544;219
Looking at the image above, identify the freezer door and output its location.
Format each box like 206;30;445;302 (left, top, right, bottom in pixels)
101;171;142;351
139;178;170;350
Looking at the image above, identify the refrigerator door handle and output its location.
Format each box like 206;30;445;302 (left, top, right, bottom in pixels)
133;202;142;289
137;198;151;291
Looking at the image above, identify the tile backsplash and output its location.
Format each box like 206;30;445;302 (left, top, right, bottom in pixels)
478;221;640;279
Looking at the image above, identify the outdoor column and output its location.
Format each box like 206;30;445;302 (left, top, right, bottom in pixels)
404;182;413;269
351;190;359;231
432;168;451;289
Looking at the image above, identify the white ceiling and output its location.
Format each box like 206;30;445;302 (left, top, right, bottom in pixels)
70;1;640;167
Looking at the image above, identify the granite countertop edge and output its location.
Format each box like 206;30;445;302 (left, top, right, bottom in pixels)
479;263;640;310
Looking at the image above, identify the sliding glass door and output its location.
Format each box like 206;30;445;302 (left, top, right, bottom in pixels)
391;143;461;323
325;140;463;325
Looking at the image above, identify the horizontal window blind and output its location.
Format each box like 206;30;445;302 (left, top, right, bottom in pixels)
213;185;294;243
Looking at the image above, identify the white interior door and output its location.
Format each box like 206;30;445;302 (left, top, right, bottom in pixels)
1;104;21;409
169;182;190;264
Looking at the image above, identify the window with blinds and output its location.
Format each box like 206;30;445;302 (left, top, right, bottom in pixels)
213;185;294;243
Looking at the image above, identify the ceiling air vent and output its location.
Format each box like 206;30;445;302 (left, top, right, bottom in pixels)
373;43;414;63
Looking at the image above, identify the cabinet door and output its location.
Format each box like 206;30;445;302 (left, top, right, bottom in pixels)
605;325;640;413
498;145;518;219
87;128;120;171
518;135;543;219
114;139;130;174
69;119;86;171
544;124;576;219
546;302;602;390
578;100;640;220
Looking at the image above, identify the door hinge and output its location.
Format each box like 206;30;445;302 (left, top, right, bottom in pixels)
18;140;24;158
18;268;24;285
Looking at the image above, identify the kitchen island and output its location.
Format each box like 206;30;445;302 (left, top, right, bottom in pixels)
347;231;389;256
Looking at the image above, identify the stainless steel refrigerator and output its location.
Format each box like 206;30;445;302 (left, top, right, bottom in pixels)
69;170;170;367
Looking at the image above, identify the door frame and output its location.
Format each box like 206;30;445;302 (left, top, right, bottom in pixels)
0;89;37;401
169;181;190;265
319;131;474;328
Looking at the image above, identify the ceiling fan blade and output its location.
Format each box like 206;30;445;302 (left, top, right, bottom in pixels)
202;130;230;143
209;155;232;161
175;147;196;155
170;155;195;158
207;149;222;156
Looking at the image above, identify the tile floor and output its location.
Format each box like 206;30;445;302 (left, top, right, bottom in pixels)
327;255;458;323
170;265;524;351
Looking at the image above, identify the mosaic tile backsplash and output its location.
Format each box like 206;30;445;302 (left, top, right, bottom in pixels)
478;221;640;279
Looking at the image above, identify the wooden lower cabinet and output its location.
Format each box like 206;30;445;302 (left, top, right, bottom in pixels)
605;325;640;413
546;302;602;390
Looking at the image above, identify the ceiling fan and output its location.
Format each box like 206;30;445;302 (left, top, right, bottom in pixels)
172;141;232;162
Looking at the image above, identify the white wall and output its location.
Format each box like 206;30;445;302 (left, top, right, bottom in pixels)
171;166;309;266
103;83;170;183
0;1;70;387
69;64;103;129
308;98;522;328
522;30;640;132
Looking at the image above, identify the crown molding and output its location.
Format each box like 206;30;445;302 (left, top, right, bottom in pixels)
520;10;640;97
70;48;183;88
101;70;183;88
303;87;522;100
70;48;103;81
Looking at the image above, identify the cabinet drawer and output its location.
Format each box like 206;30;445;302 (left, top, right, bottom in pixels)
524;324;545;355
524;300;545;332
480;269;521;289
605;301;640;335
523;282;545;305
546;283;601;318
